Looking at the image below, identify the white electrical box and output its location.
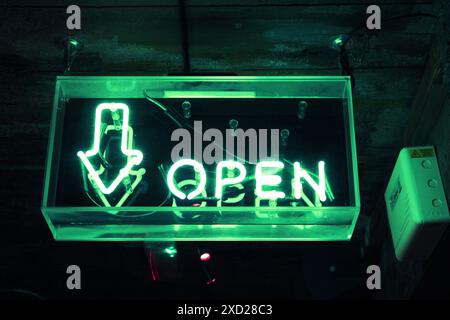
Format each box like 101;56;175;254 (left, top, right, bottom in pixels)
385;146;450;261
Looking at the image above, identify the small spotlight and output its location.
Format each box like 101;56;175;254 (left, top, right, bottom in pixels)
333;37;343;46
200;252;211;262
330;35;348;50
164;246;177;258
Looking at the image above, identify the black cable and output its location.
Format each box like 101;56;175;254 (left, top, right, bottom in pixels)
143;90;186;127
0;288;44;300
178;0;191;74
339;46;355;89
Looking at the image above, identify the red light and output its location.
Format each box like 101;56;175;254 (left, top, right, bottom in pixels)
200;252;211;262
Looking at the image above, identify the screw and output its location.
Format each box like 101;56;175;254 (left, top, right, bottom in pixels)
229;119;239;136
280;129;290;147
298;100;308;119
181;101;191;119
229;119;238;130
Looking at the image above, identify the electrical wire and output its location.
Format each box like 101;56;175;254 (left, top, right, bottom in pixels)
178;0;191;73
143;90;185;128
0;288;44;300
143;93;259;165
111;165;171;217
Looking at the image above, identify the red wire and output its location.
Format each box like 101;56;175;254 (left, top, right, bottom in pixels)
152;252;160;281
148;252;160;282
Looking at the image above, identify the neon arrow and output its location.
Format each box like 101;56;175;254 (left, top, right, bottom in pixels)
77;103;143;195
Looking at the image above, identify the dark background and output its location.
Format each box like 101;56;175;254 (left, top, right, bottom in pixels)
1;0;449;300
56;97;350;207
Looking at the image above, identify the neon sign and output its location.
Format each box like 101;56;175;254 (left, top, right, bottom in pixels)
76;103;146;207
41;76;360;241
77;103;144;195
166;159;326;203
77;104;328;206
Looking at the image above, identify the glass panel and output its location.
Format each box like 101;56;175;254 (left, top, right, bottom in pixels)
42;76;360;241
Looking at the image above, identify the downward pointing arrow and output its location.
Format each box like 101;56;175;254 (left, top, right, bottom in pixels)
77;103;143;195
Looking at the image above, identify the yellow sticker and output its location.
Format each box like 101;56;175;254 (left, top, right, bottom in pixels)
410;148;434;158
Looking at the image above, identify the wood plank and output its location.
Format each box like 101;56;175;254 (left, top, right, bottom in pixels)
185;4;436;34
0;7;184;73
429;100;450;201
187;4;436;70
187;0;432;5
189;34;431;71
0;1;432;7
403;37;447;147
429;1;450;201
0;1;177;7
0;67;423;115
0;5;435;73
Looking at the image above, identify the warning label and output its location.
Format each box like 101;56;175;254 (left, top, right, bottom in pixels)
410;148;434;158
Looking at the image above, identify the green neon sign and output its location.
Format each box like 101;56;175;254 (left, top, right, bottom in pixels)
77;103;144;195
166;159;327;203
41;76;360;241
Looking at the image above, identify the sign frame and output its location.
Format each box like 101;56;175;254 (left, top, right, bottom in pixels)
42;76;360;241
